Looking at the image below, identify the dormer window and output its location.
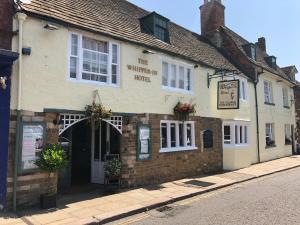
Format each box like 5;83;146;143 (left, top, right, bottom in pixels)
265;56;277;69
140;12;170;43
243;43;256;60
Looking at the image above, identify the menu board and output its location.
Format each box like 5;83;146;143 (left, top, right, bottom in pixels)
217;80;240;109
137;125;151;160
21;124;45;171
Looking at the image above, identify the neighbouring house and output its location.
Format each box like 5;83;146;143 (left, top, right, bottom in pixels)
200;0;297;169
3;0;297;210
0;0;19;211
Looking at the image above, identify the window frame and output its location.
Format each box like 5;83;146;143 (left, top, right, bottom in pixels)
223;121;250;148
265;123;276;148
284;124;292;145
160;120;196;153
68;32;121;87
161;58;194;93
282;87;290;108
264;80;274;105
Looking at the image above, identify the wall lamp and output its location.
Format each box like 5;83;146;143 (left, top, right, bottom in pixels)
0;76;7;90
142;49;155;54
44;23;58;31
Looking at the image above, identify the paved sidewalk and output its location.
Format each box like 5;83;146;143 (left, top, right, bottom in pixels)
1;155;300;225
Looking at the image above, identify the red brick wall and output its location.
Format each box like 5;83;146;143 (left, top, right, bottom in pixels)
0;0;14;50
200;0;225;36
121;114;223;187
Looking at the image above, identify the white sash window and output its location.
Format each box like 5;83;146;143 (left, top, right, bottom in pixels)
69;33;120;86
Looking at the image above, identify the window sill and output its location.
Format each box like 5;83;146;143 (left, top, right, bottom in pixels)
160;146;197;153
162;86;194;95
264;102;275;106
284;106;290;109
265;145;277;149
285;143;292;146
224;144;249;148
68;78;120;88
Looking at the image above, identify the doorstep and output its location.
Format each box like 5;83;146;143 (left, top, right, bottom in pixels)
3;155;300;225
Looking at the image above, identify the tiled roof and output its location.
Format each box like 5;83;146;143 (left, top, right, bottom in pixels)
221;26;294;82
18;0;236;71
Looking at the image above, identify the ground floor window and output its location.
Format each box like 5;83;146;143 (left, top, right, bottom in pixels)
285;124;292;145
266;123;275;147
223;121;249;147
160;121;196;152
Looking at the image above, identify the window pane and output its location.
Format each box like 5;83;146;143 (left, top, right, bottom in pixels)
224;125;231;144
161;123;168;148
70;57;77;78
186;69;191;91
171;65;176;88
83;37;108;53
179;66;184;89
179;123;184;147
240;126;243;144
244;126;248;144
112;65;117;84
162;62;168;86
170;123;176;147
71;34;78;56
112;44;118;64
186;124;192;146
235;125;238;144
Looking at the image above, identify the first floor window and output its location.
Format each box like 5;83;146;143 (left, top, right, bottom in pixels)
266;123;275;147
240;80;247;100
69;33;119;86
285;124;292;145
264;81;273;104
282;87;289;108
160;121;195;152
223;122;249;146
162;61;193;91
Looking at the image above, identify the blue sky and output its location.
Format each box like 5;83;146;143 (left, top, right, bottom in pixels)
128;0;300;80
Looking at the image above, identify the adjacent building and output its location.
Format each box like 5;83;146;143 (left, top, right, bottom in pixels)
0;0;297;209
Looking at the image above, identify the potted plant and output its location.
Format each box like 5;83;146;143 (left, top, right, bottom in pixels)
174;102;196;121
35;144;67;209
104;158;122;189
85;101;112;121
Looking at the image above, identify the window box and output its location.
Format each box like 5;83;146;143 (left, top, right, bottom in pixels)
264;102;275;106
284;106;290;109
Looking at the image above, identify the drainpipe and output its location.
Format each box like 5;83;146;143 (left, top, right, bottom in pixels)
254;69;261;163
13;12;27;212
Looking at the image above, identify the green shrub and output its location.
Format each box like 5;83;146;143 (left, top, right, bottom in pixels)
35;144;68;173
104;158;122;177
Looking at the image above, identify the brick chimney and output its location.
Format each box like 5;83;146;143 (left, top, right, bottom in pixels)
200;0;225;37
257;37;266;52
0;0;14;50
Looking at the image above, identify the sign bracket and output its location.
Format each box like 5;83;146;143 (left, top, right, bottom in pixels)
207;69;241;88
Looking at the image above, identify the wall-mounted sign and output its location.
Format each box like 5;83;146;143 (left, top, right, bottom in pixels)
217;80;240;110
19;122;46;172
136;124;151;160
203;130;213;149
127;58;158;83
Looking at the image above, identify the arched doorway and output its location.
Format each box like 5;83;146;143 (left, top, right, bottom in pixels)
57;115;122;192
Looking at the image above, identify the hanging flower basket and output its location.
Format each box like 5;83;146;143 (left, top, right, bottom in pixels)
174;102;196;121
85;101;112;121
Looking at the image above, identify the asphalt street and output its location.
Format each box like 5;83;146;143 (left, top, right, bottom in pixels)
110;167;300;225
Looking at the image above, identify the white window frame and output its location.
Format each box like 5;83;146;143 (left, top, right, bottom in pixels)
68;32;120;87
282;87;289;108
161;58;194;93
264;80;274;104
223;121;250;148
160;120;196;153
285;124;292;145
265;123;275;147
240;79;248;101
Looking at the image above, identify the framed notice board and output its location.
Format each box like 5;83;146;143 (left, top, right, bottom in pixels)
19;122;46;174
136;124;152;161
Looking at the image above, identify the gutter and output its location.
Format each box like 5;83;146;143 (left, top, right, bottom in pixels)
13;12;27;212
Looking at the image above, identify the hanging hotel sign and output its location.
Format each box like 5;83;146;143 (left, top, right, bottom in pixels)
127;58;158;83
217;80;240;109
19;122;46;172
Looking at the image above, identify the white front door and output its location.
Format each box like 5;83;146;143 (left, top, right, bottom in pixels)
91;121;110;184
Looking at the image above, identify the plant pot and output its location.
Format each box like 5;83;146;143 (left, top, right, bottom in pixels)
40;193;57;209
